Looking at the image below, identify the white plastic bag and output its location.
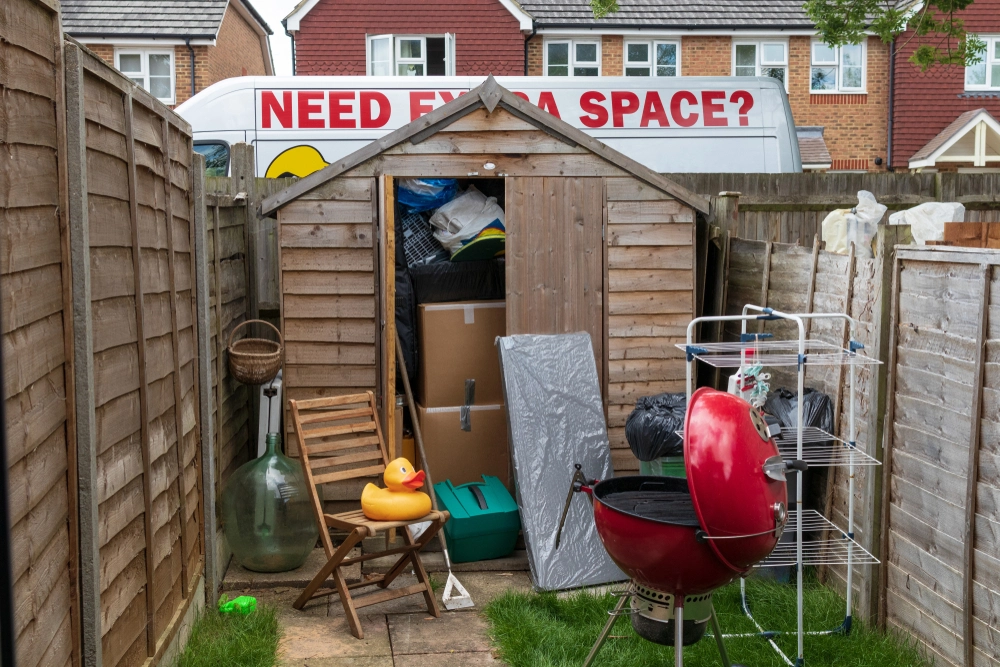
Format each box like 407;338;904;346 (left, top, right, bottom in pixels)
821;191;885;257
429;186;505;254
888;202;965;245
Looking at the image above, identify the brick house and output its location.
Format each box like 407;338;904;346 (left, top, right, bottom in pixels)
285;0;890;171
62;0;274;107
890;0;1000;171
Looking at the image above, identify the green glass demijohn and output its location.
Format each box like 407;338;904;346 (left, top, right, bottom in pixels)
221;432;318;572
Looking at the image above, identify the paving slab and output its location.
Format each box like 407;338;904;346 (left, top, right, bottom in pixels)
223;548;362;591
280;658;395;667
388;611;493;655
328;574;432;617
280;613;392;661
254;587;329;619
393;652;502;666
441;571;533;609
363;550;529;575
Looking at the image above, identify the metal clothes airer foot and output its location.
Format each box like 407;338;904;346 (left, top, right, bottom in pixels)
395;338;473;611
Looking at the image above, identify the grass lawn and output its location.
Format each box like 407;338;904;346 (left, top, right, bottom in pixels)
484;575;929;667
173;602;281;667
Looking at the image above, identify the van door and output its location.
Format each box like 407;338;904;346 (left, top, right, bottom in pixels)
504;176;606;394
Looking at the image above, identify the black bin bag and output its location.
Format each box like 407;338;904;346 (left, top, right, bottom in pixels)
625;393;687;461
763;388;834;433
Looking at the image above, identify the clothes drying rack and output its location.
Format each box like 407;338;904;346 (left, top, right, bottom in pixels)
679;305;882;667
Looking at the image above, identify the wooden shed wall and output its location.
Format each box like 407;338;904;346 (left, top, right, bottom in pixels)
277;108;697;488
1;1;78;665
70;45;201;667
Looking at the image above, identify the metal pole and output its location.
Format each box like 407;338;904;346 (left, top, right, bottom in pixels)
796;317;805;665
710;606;732;667
675;604;685;667
846;331;857;632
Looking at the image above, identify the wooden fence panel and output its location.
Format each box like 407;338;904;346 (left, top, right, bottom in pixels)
1;1;78;666
68;43;201;667
880;248;1000;667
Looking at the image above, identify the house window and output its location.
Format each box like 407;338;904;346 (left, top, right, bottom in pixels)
545;40;600;76
733;41;787;87
367;35;454;76
624;41;679;76
116;49;174;104
966;36;1000;90
810;41;865;92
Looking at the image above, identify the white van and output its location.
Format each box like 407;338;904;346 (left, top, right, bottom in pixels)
177;75;801;177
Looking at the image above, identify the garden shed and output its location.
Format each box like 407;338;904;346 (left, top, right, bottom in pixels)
260;76;710;500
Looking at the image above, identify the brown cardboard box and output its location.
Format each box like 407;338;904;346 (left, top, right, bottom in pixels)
417;301;506;407
416;403;510;489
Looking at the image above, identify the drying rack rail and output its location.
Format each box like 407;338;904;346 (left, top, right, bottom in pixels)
674;340;883;368
758;510;880;568
675;426;881;467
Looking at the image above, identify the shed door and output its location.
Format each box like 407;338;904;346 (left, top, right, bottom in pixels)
505;177;606;390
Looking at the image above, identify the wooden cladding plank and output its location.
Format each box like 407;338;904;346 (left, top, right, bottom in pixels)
281;271;375;295
607;200;692;224
280;200;378;225
608;246;692;270
297;177;373;201
445;108;537;132
608;291;692;316
280;224;374;249
285;342;376;366
284;318;376;344
283;295;375;320
608;269;693;293
281;247;373;272
388;130;586;155
608;223;692;247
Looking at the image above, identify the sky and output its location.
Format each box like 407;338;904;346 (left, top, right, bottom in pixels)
252;0;300;75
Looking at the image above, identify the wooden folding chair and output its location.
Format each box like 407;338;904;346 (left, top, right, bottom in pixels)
289;391;449;638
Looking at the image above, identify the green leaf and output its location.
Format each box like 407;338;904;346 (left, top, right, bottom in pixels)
589;0;619;20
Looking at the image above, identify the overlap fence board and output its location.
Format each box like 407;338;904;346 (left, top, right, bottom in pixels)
879;248;1000;667
1;1;79;666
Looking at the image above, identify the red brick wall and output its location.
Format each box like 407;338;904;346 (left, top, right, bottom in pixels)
787;36;890;170
173;45;211;106
527;34;543;75
294;0;524;75
891;0;1000;169
208;4;268;85
602;35;622;76
682;36;732;76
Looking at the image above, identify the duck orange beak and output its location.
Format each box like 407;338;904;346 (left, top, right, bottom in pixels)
401;470;425;490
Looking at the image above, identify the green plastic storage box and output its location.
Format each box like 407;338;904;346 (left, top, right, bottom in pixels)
434;476;521;563
639;455;686;478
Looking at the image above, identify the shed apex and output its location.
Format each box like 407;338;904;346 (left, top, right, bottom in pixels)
261;76;710;216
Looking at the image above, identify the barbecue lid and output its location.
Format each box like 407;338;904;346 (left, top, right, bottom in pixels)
683;388;788;573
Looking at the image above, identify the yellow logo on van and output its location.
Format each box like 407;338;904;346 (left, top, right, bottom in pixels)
265;145;329;178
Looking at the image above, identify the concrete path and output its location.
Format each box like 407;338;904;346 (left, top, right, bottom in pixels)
224;549;534;667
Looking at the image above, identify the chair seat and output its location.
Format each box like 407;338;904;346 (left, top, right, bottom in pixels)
325;509;450;536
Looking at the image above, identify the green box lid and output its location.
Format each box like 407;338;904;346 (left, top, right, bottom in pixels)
434;476;520;540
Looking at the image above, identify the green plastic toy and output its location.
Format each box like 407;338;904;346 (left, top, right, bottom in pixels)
218;594;257;615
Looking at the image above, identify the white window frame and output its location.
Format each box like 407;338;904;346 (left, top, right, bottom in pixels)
732;39;789;91
623;39;681;77
365;34;455;76
115;48;175;104
810;39;867;93
965;35;1000;91
543;38;601;76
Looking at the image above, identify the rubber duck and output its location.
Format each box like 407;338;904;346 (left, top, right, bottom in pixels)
361;458;432;521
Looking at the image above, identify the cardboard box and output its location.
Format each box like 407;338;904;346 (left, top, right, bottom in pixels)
416;403;510;489
417;301;506;407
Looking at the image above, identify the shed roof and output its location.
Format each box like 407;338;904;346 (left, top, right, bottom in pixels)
796;126;832;170
62;0;272;39
261;76;710;217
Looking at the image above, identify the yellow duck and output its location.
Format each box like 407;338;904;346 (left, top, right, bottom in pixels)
361;458;432;521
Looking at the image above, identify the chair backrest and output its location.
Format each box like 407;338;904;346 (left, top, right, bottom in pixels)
289;392;389;490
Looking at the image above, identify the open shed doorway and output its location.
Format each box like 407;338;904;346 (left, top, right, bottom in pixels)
383;174;607;487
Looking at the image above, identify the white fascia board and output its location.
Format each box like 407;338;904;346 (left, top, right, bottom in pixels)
228;0;270;38
284;0;322;32
910;111;1000;169
77;36;217;45
536;28;819;36
803;162;833;170
498;0;534;31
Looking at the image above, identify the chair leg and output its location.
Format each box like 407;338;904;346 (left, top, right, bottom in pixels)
380;519;444;590
295;528;364;611
404;524;441;617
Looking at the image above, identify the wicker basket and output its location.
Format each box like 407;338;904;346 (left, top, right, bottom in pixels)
228;319;283;385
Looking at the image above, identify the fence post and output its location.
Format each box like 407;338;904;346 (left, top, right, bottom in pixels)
64;42;102;667
861;224;907;621
705;193;738;388
191;154;219;606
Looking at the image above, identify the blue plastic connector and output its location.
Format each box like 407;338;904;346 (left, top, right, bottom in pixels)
741;332;774;343
849;340;864;352
685;345;707;362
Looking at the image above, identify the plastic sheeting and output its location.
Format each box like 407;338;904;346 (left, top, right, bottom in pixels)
497;333;626;591
888;202;965;245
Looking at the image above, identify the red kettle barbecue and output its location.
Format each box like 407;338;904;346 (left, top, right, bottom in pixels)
557;388;798;667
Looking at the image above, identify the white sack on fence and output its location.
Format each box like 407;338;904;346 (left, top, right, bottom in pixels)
888;202;965;245
429;186;505;254
821;190;886;258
